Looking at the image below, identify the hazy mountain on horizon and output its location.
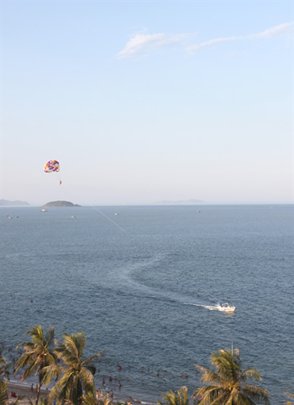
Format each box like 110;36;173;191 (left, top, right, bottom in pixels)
0;199;30;206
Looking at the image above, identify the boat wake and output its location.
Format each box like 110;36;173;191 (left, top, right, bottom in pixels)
189;303;236;314
117;258;237;315
76;251;237;316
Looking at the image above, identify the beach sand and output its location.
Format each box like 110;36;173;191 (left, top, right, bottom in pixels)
6;381;152;405
7;381;48;404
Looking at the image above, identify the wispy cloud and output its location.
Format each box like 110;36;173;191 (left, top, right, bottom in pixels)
188;22;293;53
254;22;294;38
118;32;187;59
118;22;293;58
187;36;238;52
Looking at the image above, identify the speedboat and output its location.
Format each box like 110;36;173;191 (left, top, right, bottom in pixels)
216;303;236;313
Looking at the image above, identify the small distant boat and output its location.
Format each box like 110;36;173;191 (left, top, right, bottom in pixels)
40;208;48;212
216;303;236;313
199;302;236;313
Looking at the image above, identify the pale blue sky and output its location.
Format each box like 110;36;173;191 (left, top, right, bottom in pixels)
1;0;293;205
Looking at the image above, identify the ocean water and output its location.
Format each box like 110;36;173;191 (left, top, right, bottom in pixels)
0;205;293;404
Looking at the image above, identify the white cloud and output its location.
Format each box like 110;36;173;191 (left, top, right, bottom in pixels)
188;22;293;53
117;32;188;58
187;36;239;53
118;22;293;58
255;22;294;38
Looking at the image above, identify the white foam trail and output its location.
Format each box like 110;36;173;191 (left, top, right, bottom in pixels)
184;303;235;313
201;305;221;311
185;303;219;310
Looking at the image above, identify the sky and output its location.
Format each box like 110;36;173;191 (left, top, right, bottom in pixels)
0;0;293;205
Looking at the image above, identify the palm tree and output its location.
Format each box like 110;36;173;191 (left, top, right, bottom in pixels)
49;332;100;405
159;386;189;405
193;348;270;404
0;353;9;405
15;325;58;405
81;392;97;405
81;391;115;405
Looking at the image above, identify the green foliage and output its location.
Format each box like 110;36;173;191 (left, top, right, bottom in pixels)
0;380;8;405
159;386;189;405
193;348;270;404
81;391;114;405
15;325;58;404
5;327;279;405
0;354;9;382
48;332;101;405
0;353;9;405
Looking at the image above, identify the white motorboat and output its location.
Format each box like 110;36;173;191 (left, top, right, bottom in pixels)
216;303;236;313
201;303;236;313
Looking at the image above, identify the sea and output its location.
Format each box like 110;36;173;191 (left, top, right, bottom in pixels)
0;205;293;404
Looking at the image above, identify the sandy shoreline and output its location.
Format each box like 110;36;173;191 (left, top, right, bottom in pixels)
7;380;48;404
7;380;155;405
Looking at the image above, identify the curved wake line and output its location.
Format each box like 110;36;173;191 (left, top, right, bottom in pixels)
116;256;236;314
74;247;236;316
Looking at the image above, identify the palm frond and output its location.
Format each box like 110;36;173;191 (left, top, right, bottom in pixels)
242;383;270;403
195;365;221;385
162;386;189;405
64;333;86;360
41;363;60;385
193;385;225;401
81;392;97;405
29;326;45;345
232;391;256;405
83;353;102;367
241;368;262;381
45;328;55;346
0;380;8;405
62;335;80;360
49;370;75;403
80;368;95;395
194;349;269;405
15;325;58;394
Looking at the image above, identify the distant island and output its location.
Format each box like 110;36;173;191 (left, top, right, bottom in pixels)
42;201;81;208
0;199;30;207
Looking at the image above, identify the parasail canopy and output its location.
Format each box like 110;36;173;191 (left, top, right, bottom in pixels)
43;160;60;173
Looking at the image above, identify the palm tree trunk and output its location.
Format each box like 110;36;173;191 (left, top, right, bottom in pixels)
77;380;83;405
36;383;42;405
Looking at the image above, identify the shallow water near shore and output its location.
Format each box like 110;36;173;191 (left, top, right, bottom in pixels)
1;205;293;403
